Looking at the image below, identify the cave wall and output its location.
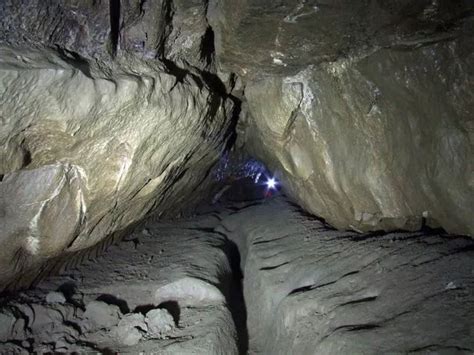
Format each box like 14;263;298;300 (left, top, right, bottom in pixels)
0;0;235;287
210;0;474;235
0;0;473;289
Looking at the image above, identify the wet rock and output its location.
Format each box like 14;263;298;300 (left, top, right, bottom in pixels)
111;313;147;346
145;308;175;338
83;301;122;331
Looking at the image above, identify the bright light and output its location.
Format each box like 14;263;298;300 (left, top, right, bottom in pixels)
265;177;277;190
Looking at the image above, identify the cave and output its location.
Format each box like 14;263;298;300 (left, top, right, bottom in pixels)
0;0;473;354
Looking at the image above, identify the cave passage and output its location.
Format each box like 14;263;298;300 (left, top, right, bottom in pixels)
0;1;473;354
0;178;473;354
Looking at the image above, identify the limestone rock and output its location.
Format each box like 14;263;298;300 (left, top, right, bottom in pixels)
0;213;239;353
0;0;111;59
155;277;226;306
0;0;210;64
161;0;214;70
0;0;234;290
111;313;147;346
209;0;473;78
83;300;122;331
210;0;473;235
145;308;175;338
0;50;232;288
219;197;474;354
243;36;474;235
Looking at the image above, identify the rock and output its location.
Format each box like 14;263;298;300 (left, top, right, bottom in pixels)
45;291;66;304
111;313;147;346
0;47;233;289
83;301;122;331
28;304;68;344
11;318;27;340
0;0;110;60
0;310;16;341
242;35;474;235
219;197;474;354
145;308;175;338
0;213;239;353
209;0;473;78
0;342;29;355
160;0;214;70
154;277;226;306
209;0;474;236
0;0;235;290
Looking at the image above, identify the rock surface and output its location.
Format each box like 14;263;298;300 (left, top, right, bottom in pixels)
210;0;473;78
112;313;147;346
1;195;473;354
242;35;474;235
145;308;175;338
217;2;474;235
0;0;235;287
83;300;122;331
218;197;474;354
0;208;240;354
45;291;66;304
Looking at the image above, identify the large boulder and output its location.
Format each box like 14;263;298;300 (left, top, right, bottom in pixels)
212;0;474;235
0;0;234;288
242;35;473;235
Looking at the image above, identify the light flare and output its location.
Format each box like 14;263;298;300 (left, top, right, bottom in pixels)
265;177;277;190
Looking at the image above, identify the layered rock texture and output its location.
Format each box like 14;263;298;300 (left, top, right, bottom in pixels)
1;195;472;353
0;0;236;287
1;0;473;293
219;197;474;354
210;0;474;235
0;210;242;353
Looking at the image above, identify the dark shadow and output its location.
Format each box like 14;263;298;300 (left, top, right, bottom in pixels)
109;0;121;57
133;304;157;315
200;26;215;66
97;294;130;314
21;148;32;168
57;282;77;300
222;240;249;355
56;281;86;309
55;47;93;78
157;301;181;325
63;320;83;335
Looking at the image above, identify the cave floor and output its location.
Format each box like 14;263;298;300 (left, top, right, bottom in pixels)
0;196;473;354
